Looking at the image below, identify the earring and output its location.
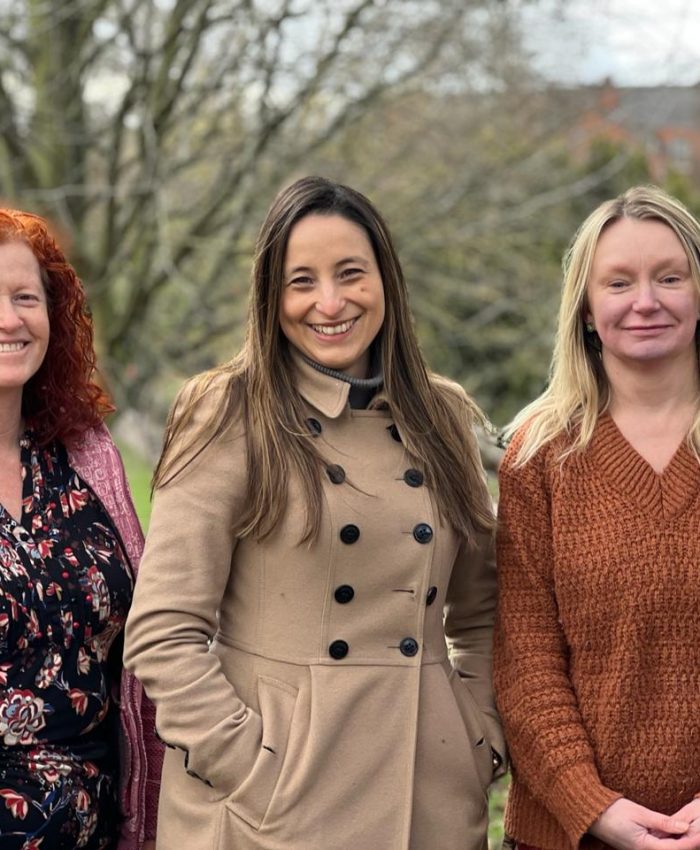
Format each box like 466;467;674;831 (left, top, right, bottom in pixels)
585;322;595;333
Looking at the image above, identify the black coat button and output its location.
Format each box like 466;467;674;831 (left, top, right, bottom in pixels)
329;639;349;659
340;524;360;544
426;586;438;606
306;418;322;436
334;585;355;604
403;469;424;487
413;523;433;544
387;424;401;442
327;464;346;484
399;637;419;657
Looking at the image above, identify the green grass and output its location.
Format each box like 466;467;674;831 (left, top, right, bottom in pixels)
117;442;154;531
489;774;510;848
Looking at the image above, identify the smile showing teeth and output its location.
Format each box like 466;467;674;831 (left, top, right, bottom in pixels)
309;318;357;336
0;342;26;353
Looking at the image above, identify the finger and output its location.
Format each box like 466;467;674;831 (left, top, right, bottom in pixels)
645;814;690;836
642;834;700;850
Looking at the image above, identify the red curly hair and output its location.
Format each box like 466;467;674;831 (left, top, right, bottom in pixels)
0;209;114;446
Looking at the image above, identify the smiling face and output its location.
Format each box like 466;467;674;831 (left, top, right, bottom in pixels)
586;217;700;372
0;240;50;406
280;213;385;378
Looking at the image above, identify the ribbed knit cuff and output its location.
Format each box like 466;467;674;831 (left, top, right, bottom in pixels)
553;762;622;847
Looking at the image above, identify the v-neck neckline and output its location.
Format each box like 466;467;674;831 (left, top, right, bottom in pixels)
591;414;700;519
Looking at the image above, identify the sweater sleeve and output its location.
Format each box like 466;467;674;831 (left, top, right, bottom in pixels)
493;436;620;846
123;382;261;798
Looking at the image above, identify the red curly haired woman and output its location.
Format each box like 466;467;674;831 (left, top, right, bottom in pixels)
0;209;161;849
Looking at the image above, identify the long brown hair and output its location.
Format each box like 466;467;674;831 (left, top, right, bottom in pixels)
0;209;113;446
154;177;493;543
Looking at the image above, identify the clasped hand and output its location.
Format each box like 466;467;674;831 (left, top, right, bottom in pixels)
590;798;700;849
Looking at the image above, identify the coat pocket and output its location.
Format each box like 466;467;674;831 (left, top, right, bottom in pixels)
225;675;299;830
448;669;493;793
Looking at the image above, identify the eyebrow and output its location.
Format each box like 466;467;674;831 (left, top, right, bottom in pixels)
285;256;370;276
596;256;690;276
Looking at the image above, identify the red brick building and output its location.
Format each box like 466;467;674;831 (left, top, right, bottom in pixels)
567;79;700;180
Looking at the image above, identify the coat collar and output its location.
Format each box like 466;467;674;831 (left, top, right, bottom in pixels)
291;348;352;419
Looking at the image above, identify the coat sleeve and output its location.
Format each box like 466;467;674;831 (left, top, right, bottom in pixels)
123;385;261;798
444;526;505;776
493;436;620;847
441;403;505;776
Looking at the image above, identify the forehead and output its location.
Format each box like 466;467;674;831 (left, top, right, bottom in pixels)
0;240;43;283
284;214;373;266
592;217;688;270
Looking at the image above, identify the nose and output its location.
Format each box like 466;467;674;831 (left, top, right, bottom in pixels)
0;296;23;331
315;279;345;318
633;281;660;313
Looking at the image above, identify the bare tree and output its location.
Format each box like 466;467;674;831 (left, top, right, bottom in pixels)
0;0;517;409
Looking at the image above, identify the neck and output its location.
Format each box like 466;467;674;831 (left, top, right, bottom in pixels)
604;351;700;418
0;391;23;453
300;353;384;389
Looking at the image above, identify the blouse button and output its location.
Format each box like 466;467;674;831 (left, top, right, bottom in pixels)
413;523;433;544
339;524;360;545
403;469;424;487
326;465;346;485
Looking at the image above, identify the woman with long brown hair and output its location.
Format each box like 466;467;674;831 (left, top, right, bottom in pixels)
0;209;160;849
124;176;505;850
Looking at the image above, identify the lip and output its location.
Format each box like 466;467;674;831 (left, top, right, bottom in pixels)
307;317;360;341
623;325;672;333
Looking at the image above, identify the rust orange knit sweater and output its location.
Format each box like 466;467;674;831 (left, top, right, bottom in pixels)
494;415;700;850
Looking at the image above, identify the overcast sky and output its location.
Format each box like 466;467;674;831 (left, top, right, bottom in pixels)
523;0;700;86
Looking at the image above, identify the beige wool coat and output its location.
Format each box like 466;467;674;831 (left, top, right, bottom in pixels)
124;355;505;850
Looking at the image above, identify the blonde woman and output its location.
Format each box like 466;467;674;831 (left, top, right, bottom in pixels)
124;176;505;850
494;185;700;850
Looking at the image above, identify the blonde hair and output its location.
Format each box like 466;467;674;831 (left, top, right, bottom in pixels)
154;177;494;543
507;184;700;465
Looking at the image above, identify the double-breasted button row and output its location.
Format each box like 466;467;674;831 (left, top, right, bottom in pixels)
340;524;360;544
387;424;401;443
426;586;438;606
329;636;420;660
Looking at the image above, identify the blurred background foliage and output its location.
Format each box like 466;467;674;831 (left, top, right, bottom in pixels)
2;0;698;444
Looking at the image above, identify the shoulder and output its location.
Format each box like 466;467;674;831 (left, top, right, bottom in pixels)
169;368;245;444
66;422;122;478
157;368;246;487
499;421;572;487
171;368;239;423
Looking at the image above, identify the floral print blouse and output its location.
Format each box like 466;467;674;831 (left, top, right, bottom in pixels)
0;432;134;848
